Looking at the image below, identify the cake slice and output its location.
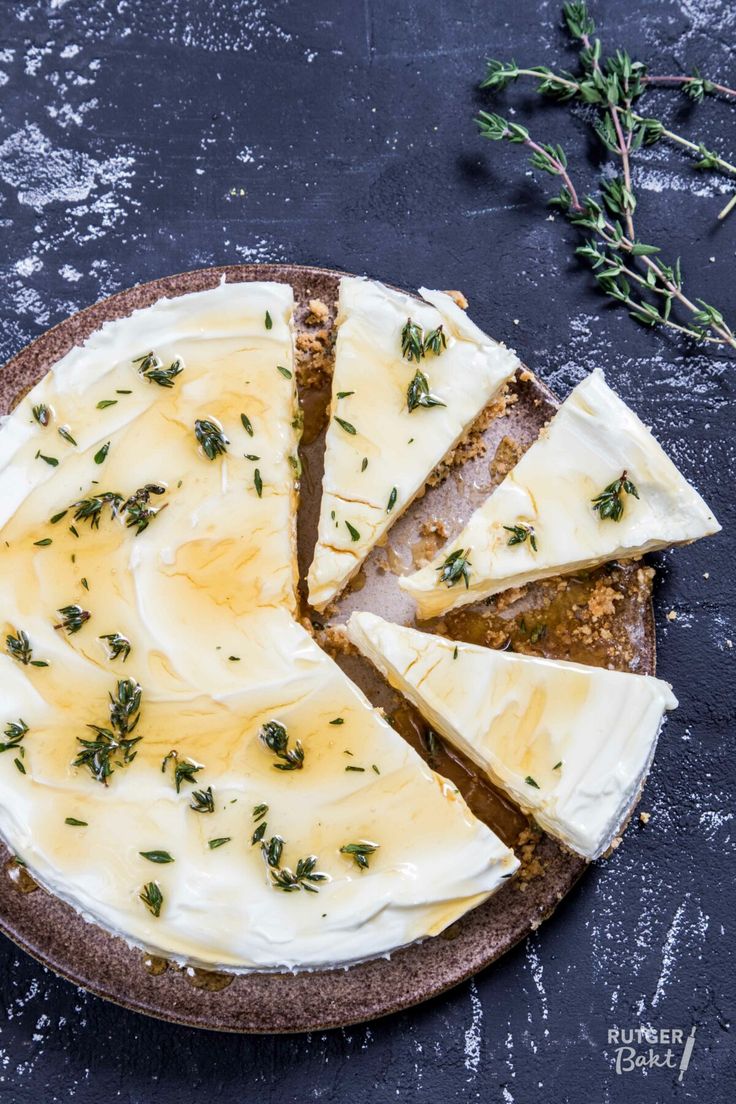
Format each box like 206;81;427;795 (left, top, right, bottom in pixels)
347;611;678;859
399;369;720;620
306;278;520;610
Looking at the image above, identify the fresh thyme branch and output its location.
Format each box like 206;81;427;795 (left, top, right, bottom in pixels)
477;1;736;350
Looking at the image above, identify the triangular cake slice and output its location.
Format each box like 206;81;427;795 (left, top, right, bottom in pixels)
348;611;678;859
400;369;720;620
306;278;520;610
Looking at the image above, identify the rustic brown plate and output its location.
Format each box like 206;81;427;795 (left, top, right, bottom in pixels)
0;264;654;1033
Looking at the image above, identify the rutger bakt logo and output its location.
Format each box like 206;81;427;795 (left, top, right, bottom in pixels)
607;1025;697;1079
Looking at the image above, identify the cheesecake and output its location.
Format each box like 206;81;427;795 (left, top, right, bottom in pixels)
306;278;520;610
0;280;518;971
347;611;678;859
399;369;720;620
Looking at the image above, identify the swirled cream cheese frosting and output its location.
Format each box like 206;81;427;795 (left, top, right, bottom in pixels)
399;369;720;620
0;280;517;971
306;278;520;611
347;611;678;859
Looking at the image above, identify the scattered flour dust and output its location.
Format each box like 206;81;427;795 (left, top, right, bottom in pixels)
0;123;134;211
463;978;483;1077
651;896;709;1007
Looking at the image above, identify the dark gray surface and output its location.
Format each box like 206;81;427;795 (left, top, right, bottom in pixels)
0;0;733;1101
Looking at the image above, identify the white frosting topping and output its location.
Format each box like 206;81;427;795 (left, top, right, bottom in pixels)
400;369;720;619
348;611;678;859
0;280;517;971
306;278;520;610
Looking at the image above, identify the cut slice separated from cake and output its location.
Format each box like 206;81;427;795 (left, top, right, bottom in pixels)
348;611;678;860
399;369;720;620
306;278;521;611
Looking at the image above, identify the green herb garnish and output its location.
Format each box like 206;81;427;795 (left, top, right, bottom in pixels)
140;881;163;917
73;678;142;785
423;325;447;356
99;632;131;662
56;604;91;634
345;520;360;542
407;369;445;413
334;416;357;435
33;538;52;547
336;390;354;398
277;365;292;379
94;442;110;465
591;470;639;521
190;786;215;814
437;548;472;589
65;817;88;827
339;840;379;870
525;775;540;789
504;523;538;551
254;468;263;498
194;419;229;460
37;453;59;467
140;850;175;864
32;404;50;427
387;487;397;513
134;352;183;388
1;719;28;753
240;413;254;436
58;426;77;446
265;310;273;330
259;720;304;771
401;318;425;362
208;837;231;850
97;399;118;409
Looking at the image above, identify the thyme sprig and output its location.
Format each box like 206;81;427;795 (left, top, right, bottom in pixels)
99;632;131;661
194;419;229;460
503;523;538;551
6;629;47;667
56;604;91;634
259;720;305;771
1;719;28;753
407;369;446;413
190;786;215;813
32;403;50;427
437;548;472;589
262;839;327;893
70;486;167;534
134;352;183;388
339;840;379;871
161;750;203;792
591;470;639;521
74;678;142;785
477;2;736;348
140;881;163;917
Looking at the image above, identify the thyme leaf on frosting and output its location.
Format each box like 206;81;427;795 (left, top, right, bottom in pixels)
407;369;446;413
140;881;163;917
251;803;269;845
591;470;639;521
194;419;229;460
503;523;538;551
190;786;215;813
6;629;47;667
32;403;50;427
334;416;357;436
263;841;327;893
94;442;110;465
339;841;379;870
99;632;131;662
74;678;142;785
437;548;472;589
259;720;304;771
58;426;77;446
423;325;447;356
134;352;183;388
401;318;425;362
1;719;28;753
56;604;91;634
122;484;167;534
140;850;175;864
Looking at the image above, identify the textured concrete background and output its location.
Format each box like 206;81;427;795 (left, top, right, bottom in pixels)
0;0;734;1101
